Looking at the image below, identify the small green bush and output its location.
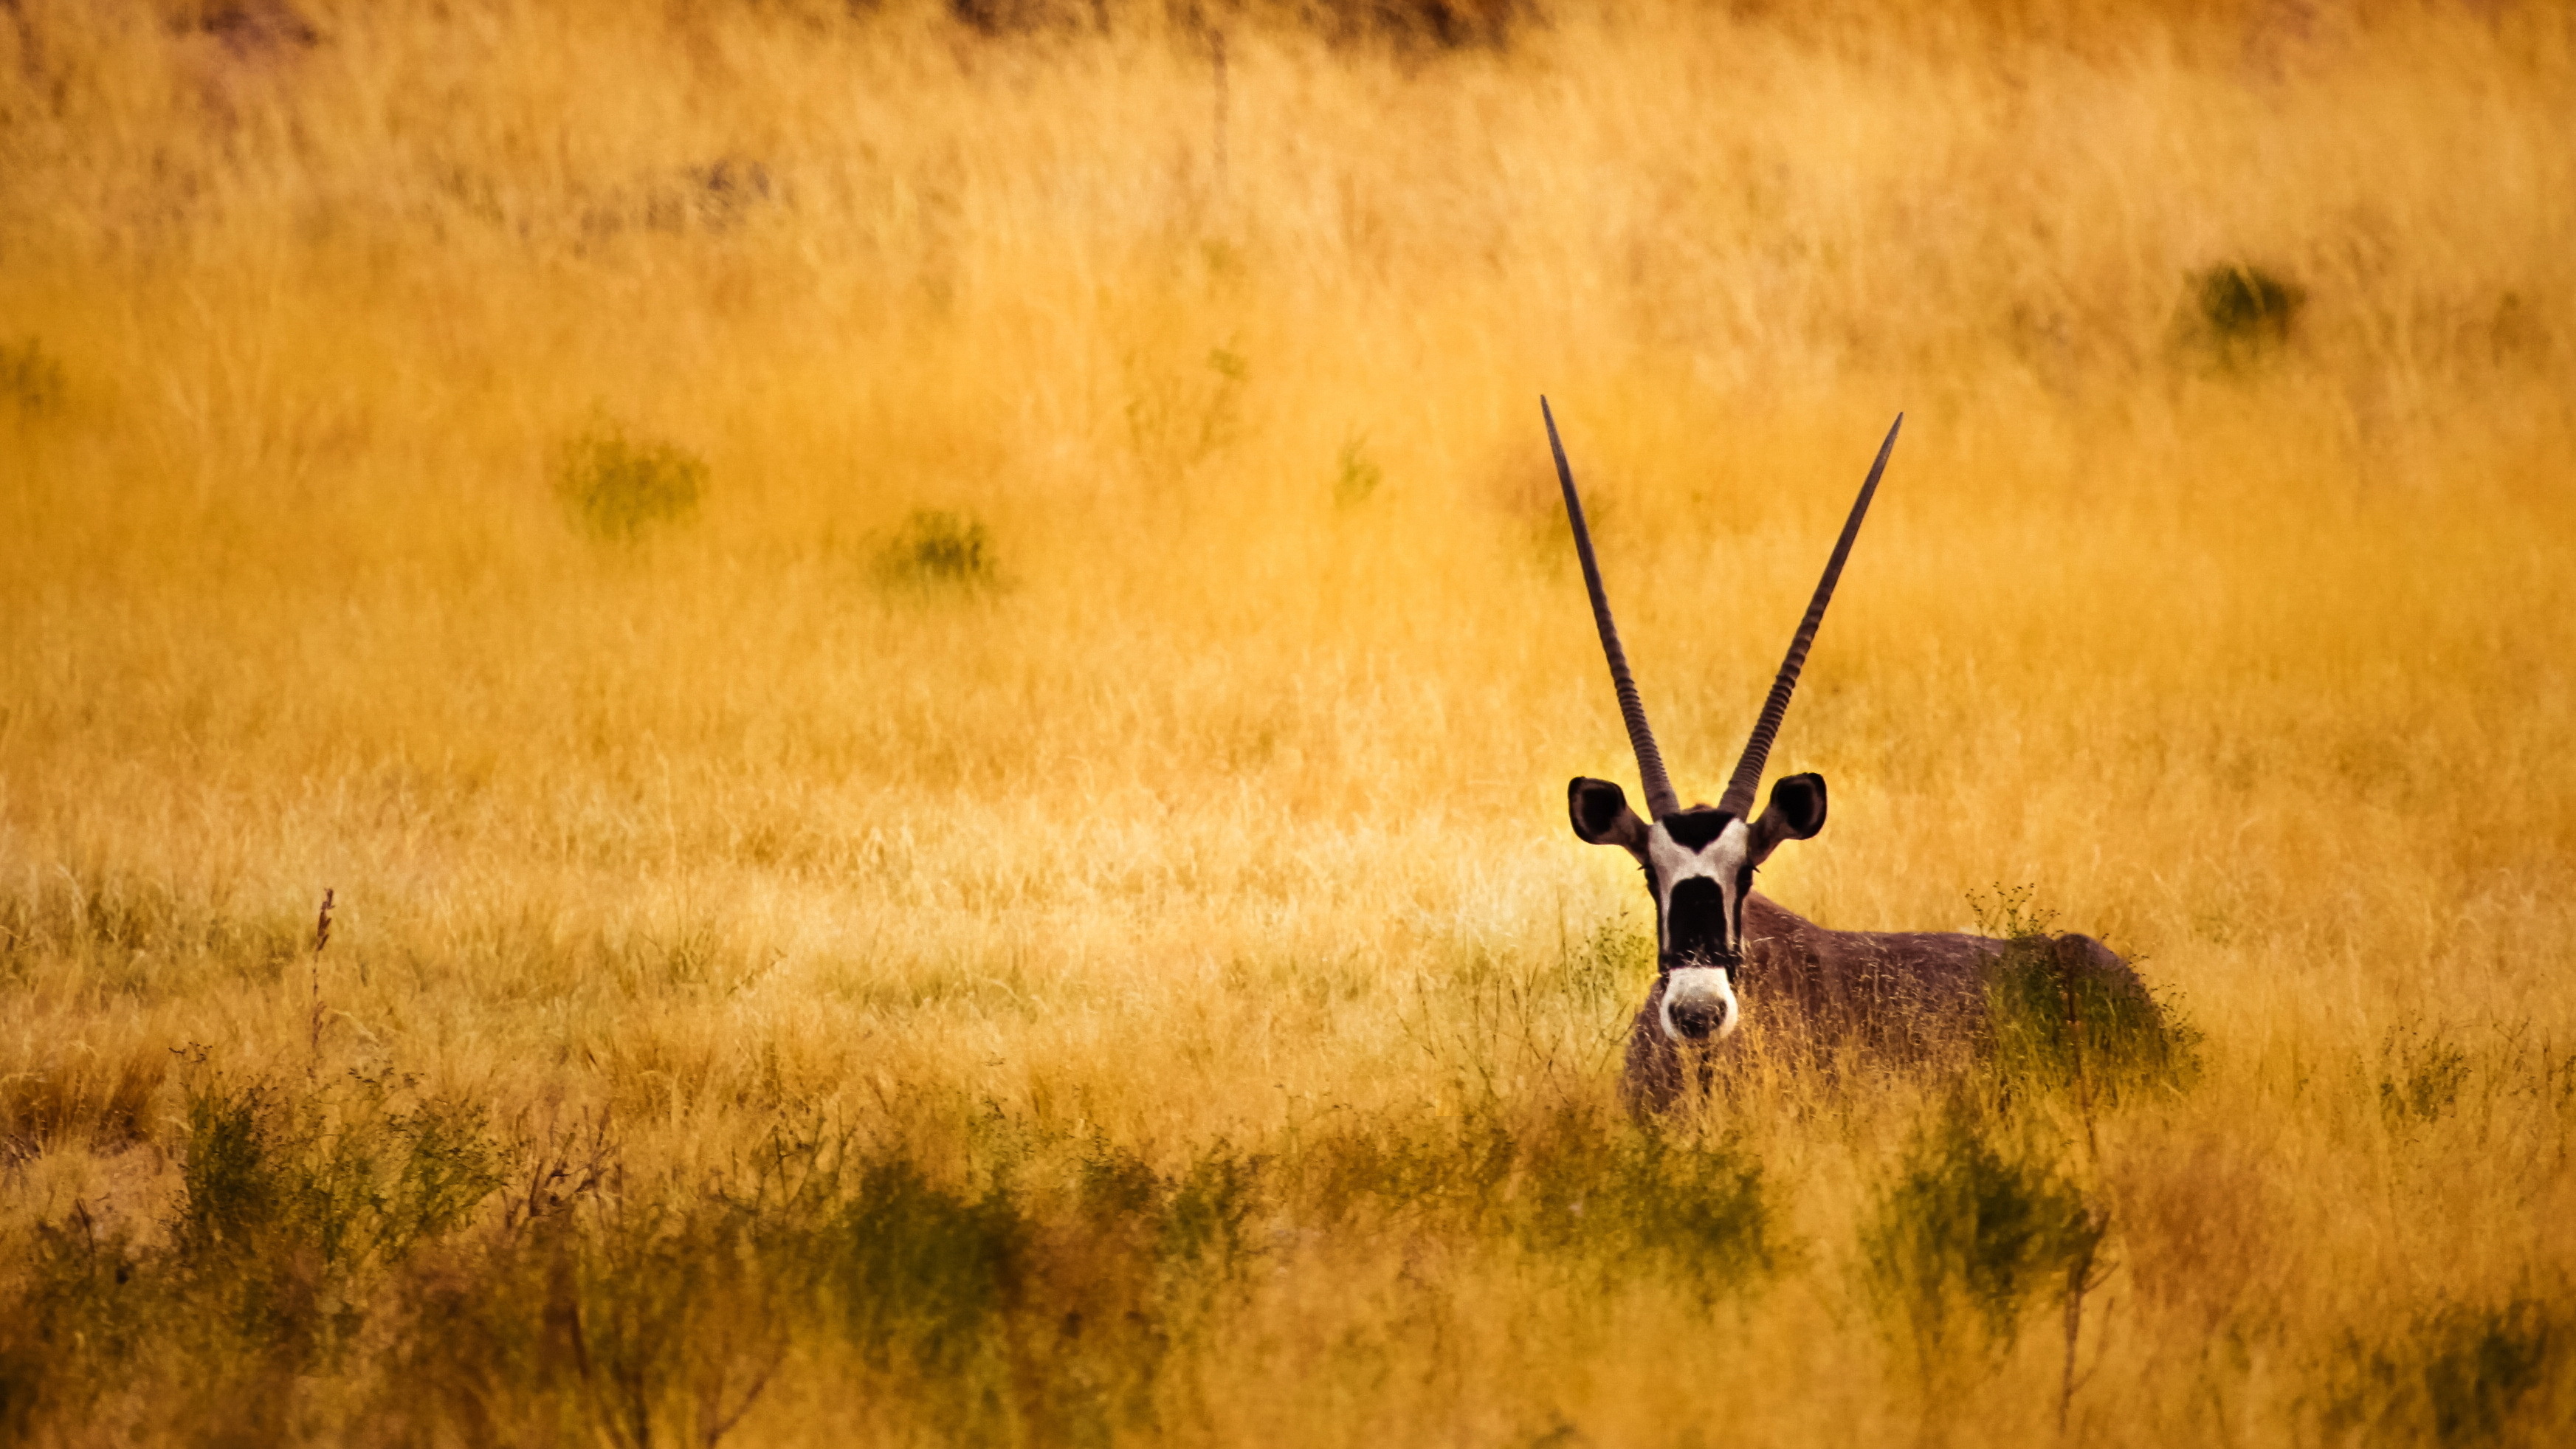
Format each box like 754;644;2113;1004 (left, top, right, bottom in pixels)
2331;1298;2560;1446
1513;1115;1782;1296
1;1073;509;1433
1862;1105;2106;1357
554;423;706;540
873;509;998;589
2421;1304;2566;1433
173;1081;286;1253
173;1076;508;1272
830;1157;1028;1374
1159;1147;1261;1273
2180;264;2307;368
1333;435;1383;508
2422;1301;2558;1445
1299;1105;1783;1300
2380;1030;2476;1126
0;337;66;415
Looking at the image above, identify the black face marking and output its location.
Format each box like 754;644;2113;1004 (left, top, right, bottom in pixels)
1661;808;1735;851
1665;877;1732;966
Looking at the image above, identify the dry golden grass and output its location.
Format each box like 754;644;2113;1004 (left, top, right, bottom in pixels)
3;1;2573;1443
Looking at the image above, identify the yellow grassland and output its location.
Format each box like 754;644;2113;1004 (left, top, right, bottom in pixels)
2;0;2572;1442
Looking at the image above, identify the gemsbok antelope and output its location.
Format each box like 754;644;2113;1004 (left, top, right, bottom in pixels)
1542;402;2156;1109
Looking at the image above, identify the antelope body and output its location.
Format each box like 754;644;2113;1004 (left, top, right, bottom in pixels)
1618;892;2139;1109
1542;402;2153;1110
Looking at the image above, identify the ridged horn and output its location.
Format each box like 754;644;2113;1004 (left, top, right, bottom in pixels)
1544;398;1679;822
1716;414;1904;821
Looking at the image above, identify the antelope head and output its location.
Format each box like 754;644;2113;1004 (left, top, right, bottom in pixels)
1546;399;1901;1047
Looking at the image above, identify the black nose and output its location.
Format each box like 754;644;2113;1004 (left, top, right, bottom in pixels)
1668;997;1728;1040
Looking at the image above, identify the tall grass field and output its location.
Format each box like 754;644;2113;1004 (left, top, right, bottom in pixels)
3;1;2572;1443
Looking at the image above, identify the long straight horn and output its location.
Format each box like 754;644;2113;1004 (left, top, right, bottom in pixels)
1716;414;1904;820
1544;398;1679;821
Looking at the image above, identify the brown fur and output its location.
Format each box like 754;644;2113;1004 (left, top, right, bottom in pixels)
1622;892;2146;1112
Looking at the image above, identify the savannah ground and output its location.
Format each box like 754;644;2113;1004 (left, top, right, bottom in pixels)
3;1;2573;1443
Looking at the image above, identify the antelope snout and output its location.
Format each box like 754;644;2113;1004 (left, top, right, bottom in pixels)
1659;966;1740;1044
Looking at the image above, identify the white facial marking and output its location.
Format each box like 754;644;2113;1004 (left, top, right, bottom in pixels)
1645;816;1752;964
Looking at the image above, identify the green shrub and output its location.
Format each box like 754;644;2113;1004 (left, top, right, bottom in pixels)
1159;1146;1261;1273
1333;435;1383;508
0;337;65;414
830;1157;1028;1374
1861;1105;2106;1357
2180;263;2306;368
872;509;998;589
173;1081;286;1254
172;1077;506;1274
2380;1030;2474;1126
1514;1114;1782;1297
1301;1105;1783;1300
554;423;706;540
2423;1301;2558;1445
0;1074;509;1433
2331;1298;2560;1446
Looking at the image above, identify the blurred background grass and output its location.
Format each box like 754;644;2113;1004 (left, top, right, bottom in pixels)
2;0;2572;1443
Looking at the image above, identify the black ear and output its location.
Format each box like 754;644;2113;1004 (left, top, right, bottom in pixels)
1746;772;1827;865
1568;777;1651;858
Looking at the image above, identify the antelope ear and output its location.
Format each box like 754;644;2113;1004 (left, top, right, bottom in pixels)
1568;777;1651;859
1746;773;1828;865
